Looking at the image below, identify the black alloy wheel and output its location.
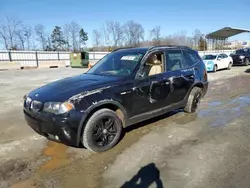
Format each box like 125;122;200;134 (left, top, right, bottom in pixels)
82;108;123;152
92;117;117;147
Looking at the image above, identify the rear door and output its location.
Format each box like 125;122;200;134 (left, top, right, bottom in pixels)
164;49;187;104
217;54;224;69
222;54;229;68
173;49;199;101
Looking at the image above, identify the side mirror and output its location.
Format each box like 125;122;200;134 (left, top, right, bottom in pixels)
217;57;221;61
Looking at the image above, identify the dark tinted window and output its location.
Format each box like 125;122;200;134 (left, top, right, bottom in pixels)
222;54;228;58
188;50;201;64
218;54;223;59
235;49;245;54
182;50;201;67
165;50;183;71
202;55;217;60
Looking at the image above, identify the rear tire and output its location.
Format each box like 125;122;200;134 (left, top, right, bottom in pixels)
213;64;217;72
184;87;203;113
82;108;123;152
227;62;232;70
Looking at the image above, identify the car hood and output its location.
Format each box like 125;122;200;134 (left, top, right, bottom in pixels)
231;54;243;58
28;73;124;102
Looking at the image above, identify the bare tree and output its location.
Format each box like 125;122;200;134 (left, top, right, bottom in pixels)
123;20;144;47
192;29;202;49
92;29;102;50
46;36;52;50
68;22;80;51
16;29;25;50
0;28;9;49
23;25;32;50
0;16;21;49
149;26;161;44
105;21;124;47
63;24;71;50
34;24;47;50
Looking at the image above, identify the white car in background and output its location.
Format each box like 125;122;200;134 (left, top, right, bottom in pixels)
202;53;233;72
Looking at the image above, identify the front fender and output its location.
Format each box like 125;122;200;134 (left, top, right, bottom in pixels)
205;60;215;72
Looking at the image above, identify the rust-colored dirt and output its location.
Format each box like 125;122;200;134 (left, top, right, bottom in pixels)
10;141;69;188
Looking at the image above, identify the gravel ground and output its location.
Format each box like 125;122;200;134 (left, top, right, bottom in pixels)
0;66;249;188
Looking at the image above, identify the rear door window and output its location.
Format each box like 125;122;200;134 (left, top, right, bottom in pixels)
165;50;184;71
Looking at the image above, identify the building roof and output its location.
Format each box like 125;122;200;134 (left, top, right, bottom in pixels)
206;27;250;40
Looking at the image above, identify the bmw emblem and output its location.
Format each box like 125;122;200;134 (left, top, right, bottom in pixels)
35;93;39;97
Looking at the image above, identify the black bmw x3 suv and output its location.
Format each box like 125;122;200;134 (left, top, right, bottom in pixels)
23;45;208;152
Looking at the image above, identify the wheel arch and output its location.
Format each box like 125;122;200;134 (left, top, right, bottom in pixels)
76;100;127;146
185;82;206;101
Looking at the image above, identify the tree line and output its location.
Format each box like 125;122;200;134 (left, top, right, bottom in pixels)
0;16;207;52
92;21;207;51
0;16;88;51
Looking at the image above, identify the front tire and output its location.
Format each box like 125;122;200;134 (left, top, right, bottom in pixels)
82;108;123;152
227;62;232;70
184;87;203;113
245;58;249;66
213;64;217;72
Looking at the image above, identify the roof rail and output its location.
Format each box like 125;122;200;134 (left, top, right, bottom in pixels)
148;45;191;51
111;46;136;52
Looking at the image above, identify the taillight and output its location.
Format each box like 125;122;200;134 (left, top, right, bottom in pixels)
204;69;207;81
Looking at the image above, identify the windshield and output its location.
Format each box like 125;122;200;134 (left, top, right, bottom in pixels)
202;55;217;60
87;51;145;77
233;49;250;55
235;49;245;54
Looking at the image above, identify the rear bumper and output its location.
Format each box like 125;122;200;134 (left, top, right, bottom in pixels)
205;63;214;72
24;109;79;147
206;66;214;72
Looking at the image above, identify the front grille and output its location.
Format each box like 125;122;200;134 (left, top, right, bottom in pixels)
31;100;43;111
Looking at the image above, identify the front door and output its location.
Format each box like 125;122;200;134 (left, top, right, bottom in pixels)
217;54;224;69
131;51;174;116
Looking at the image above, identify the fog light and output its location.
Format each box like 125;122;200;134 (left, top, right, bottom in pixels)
55;135;59;140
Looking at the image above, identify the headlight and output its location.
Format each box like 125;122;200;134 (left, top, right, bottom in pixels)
43;102;74;114
240;55;245;59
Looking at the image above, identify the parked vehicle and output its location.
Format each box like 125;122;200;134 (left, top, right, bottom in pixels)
202;53;233;72
230;48;250;66
23;45;208;152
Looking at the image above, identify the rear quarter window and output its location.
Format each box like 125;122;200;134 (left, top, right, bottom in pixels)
183;50;201;67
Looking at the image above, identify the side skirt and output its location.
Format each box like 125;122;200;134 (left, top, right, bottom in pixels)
125;100;186;127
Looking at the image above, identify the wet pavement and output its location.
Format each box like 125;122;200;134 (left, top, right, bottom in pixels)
1;66;250;188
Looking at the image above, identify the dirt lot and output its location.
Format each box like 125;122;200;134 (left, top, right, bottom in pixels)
1;66;250;188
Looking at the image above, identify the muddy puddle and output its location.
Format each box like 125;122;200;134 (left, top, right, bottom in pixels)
198;94;250;127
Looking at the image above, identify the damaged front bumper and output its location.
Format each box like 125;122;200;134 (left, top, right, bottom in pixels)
23;108;80;147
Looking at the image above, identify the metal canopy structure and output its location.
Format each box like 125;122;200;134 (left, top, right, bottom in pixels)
204;27;250;53
206;27;250;40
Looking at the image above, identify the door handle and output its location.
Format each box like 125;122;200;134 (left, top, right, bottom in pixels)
194;67;199;70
